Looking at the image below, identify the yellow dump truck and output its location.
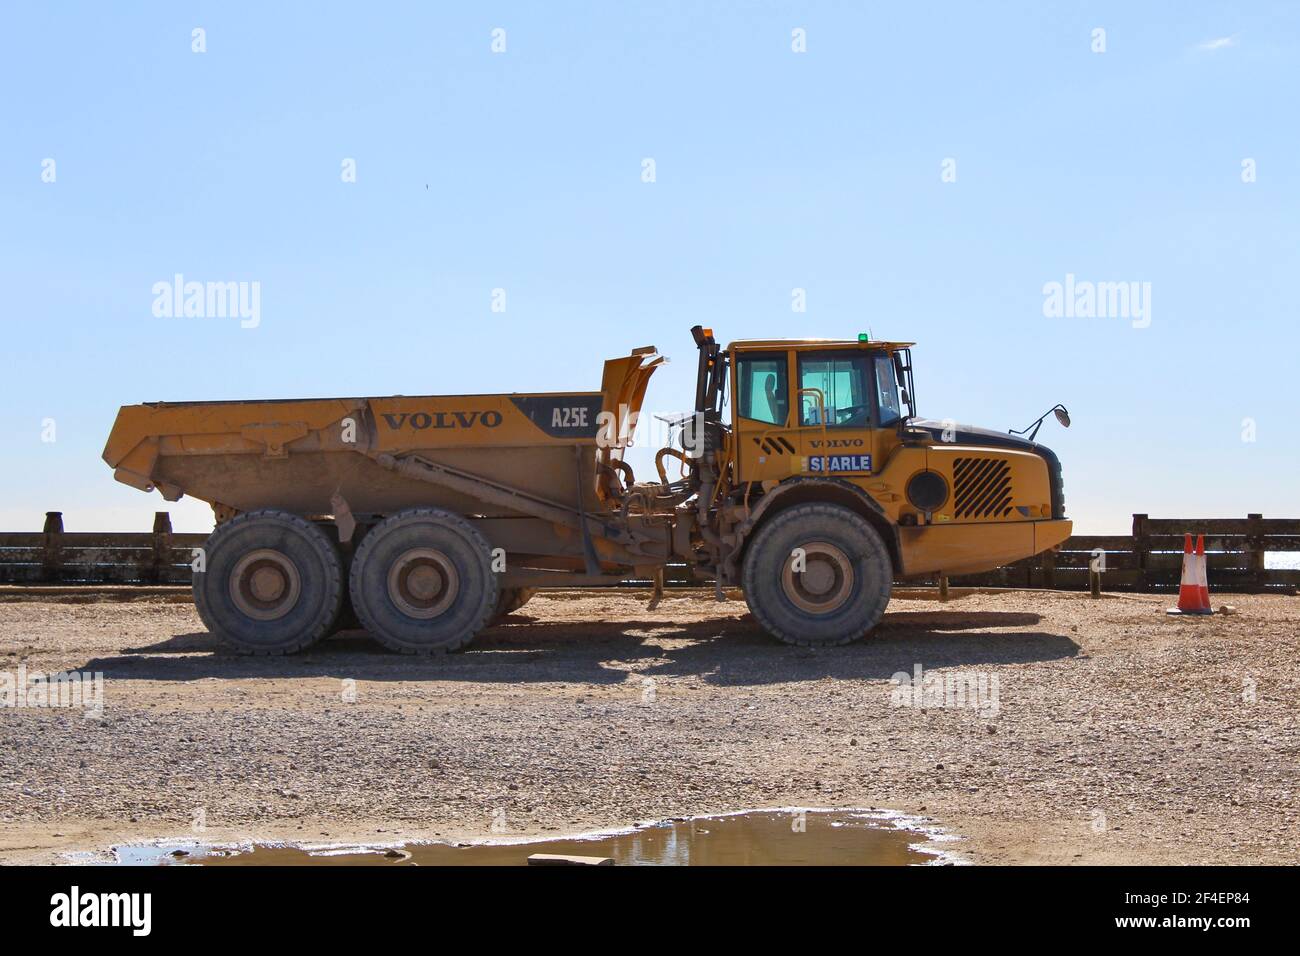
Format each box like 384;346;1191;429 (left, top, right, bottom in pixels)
103;327;1071;654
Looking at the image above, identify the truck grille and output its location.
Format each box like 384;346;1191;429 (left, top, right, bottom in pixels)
953;457;1014;519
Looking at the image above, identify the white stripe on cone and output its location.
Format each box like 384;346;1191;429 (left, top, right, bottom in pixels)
1195;535;1212;612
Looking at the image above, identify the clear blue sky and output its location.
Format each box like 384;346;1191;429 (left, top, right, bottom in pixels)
2;2;1296;534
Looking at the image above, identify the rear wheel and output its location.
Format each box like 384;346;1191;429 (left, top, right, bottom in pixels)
193;510;344;655
741;503;892;647
349;508;499;654
490;587;537;624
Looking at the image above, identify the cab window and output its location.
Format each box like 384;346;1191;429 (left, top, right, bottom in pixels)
736;352;789;426
874;353;903;426
798;352;870;427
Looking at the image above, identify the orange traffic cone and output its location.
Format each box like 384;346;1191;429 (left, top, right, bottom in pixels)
1168;533;1212;615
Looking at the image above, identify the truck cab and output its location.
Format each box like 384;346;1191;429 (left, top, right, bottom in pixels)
730;336;913;489
679;326;1071;646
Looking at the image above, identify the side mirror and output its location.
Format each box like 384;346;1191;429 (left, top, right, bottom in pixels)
900;388;910;405
1054;406;1071;428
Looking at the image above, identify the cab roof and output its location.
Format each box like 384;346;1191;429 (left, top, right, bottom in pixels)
727;338;914;351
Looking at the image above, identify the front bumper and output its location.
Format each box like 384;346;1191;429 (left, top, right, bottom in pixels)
897;518;1073;578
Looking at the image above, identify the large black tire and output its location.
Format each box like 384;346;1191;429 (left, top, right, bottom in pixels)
349;508;499;654
327;541;361;633
741;503;892;647
193;510;345;655
490;587;537;624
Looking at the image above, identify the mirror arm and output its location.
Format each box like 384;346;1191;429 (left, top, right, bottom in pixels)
1011;403;1069;442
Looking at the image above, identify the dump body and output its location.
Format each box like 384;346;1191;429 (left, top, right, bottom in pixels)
104;349;663;521
104;348;673;588
105;392;606;516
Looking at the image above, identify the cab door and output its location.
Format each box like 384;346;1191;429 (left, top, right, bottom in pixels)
732;349;804;484
792;349;896;479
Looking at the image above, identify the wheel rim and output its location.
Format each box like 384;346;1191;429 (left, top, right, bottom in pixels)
229;549;302;621
781;541;854;615
387;548;459;619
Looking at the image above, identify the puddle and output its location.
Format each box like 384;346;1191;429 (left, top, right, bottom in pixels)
104;809;962;866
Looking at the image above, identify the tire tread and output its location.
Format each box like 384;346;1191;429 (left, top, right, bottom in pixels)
349;507;498;654
741;502;892;647
193;509;344;655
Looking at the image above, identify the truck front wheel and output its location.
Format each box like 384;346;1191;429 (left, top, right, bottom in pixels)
349;508;499;654
741;503;892;647
193;510;345;655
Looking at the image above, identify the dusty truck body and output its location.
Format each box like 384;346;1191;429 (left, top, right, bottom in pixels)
103;327;1072;654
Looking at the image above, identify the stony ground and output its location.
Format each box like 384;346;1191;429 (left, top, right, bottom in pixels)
1;588;1297;864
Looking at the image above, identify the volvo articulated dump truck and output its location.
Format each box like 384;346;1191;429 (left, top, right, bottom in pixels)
103;327;1071;654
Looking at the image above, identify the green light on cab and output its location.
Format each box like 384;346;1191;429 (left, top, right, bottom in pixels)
858;332;869;342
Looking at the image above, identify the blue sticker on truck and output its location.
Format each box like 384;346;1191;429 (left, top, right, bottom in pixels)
808;454;872;474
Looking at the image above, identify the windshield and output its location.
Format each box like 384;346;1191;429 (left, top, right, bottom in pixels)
798;353;870;427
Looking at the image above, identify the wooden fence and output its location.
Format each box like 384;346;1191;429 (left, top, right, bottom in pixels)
948;514;1299;593
1;511;1297;593
0;513;205;585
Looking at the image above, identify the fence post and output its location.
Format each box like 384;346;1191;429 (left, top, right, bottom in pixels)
151;511;173;584
1132;513;1150;592
1041;548;1056;590
41;511;64;583
1245;513;1266;593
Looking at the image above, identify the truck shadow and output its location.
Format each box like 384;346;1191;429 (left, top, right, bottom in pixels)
77;609;1076;687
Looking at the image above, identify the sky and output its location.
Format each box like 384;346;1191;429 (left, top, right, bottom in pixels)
2;1;1297;535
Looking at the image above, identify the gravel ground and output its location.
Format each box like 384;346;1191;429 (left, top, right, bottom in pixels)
1;588;1297;865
